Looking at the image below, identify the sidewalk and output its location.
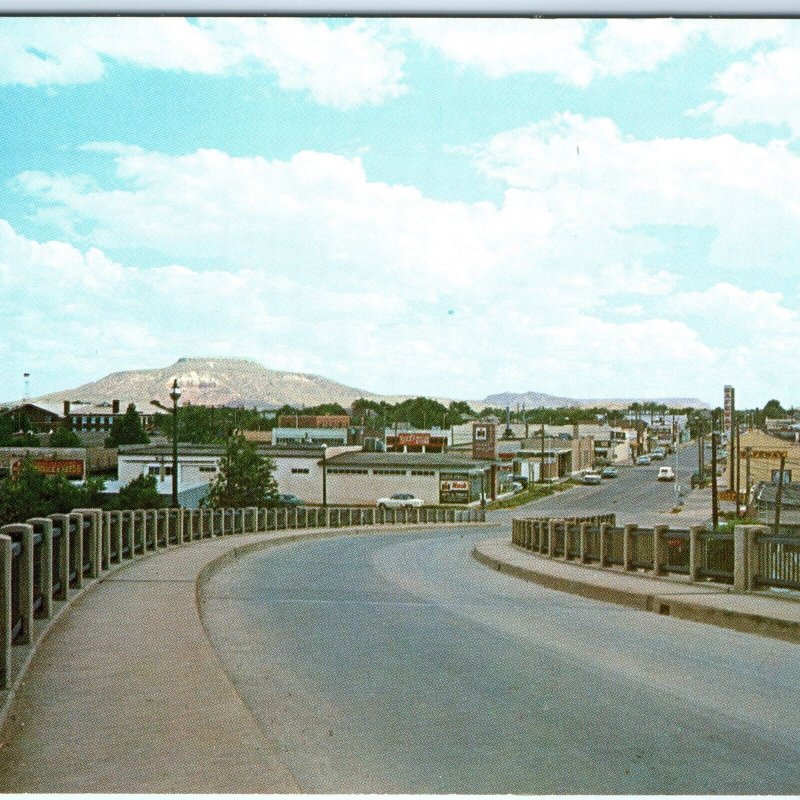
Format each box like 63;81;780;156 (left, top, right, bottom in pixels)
473;537;800;644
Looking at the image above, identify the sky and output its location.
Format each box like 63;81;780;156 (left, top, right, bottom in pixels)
1;16;799;408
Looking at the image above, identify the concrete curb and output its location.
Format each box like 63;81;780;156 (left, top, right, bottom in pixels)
472;541;800;644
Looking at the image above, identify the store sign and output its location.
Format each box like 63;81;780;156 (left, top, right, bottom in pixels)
747;450;788;460
12;458;84;479
396;433;431;446
440;473;470;504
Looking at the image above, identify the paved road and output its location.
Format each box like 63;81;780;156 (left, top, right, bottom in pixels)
506;444;710;527
200;525;800;794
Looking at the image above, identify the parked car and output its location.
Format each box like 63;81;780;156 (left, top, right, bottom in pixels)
601;467;619;479
636;455;651;465
512;476;529;489
582;471;602;485
651;449;665;460
510;481;523;494
657;466;676;481
377;493;424;509
277;493;303;507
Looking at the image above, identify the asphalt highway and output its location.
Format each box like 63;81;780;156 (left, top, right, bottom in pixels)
200;522;800;794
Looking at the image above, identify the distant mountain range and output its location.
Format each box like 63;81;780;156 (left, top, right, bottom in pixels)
24;356;708;412
483;391;709;411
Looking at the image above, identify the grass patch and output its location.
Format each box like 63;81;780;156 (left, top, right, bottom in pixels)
487;480;579;510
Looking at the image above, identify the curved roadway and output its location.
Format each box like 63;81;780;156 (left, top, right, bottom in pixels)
201;524;800;794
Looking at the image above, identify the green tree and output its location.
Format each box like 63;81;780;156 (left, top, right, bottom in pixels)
0;458;107;526
105;404;149;448
763;399;786;419
202;435;278;509
50;427;83;447
118;474;165;510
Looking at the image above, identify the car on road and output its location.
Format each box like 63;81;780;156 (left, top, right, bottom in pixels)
377;493;424;509
277;493;304;507
651;449;665;460
636;455;651;465
581;471;602;485
601;467;619;478
657;466;676;481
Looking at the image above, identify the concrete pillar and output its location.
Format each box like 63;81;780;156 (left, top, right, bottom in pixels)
548;520;556;558
156;509;167;548
734;525;768;592
599;522;610;567
0;534;11;689
689;525;703;582
1;525;34;645
102;512;112;569
69;512;85;588
562;523;571;561
653;525;669;576
247;507;257;534
132;510;144;555
579;522;590;563
623;524;637;571
28;517;54;618
49;514;70;601
72;509;99;578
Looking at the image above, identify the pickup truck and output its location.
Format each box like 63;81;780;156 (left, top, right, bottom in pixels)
376;493;424;509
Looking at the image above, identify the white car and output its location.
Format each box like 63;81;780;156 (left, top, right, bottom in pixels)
657;466;676;481
582;472;602;485
377;493;424;509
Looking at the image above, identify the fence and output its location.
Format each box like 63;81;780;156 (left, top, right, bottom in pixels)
511;517;799;596
0;503;485;689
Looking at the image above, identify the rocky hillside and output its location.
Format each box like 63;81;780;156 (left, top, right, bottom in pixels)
34;357;385;411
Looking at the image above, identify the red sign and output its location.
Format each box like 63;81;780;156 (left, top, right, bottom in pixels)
12;459;84;479
396;433;432;447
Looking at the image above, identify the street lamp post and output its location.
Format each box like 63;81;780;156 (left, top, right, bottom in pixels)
151;379;182;508
321;444;327;507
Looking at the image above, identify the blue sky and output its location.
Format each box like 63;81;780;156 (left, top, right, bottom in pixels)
1;17;799;407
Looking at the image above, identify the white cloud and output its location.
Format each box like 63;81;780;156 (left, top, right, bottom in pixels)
0;17;405;109
704;46;800;136
399;18;596;85
467;112;800;273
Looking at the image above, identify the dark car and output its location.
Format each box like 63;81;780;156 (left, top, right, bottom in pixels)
277;493;303;507
601;467;619;478
512;476;529;489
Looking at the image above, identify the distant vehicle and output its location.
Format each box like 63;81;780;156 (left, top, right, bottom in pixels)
277;493;303;507
582;471;602;485
377;493;424;509
657;466;676;481
636;455;651;465
651;449;665;460
510;481;523;494
601;467;619;478
512;476;529;489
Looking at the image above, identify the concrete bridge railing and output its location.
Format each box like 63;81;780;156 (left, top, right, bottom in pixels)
511;517;800;596
0;503;485;689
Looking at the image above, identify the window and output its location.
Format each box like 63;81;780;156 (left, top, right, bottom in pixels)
148;465;172;476
292;468;310;474
474;426;488;441
373;469;407;475
328;468;368;474
411;470;435;476
198;466;217;473
772;469;792;483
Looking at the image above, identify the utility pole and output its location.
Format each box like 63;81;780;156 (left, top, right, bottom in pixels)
711;430;719;530
775;454;786;532
540;424;546;485
745;447;752;513
735;418;742;516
